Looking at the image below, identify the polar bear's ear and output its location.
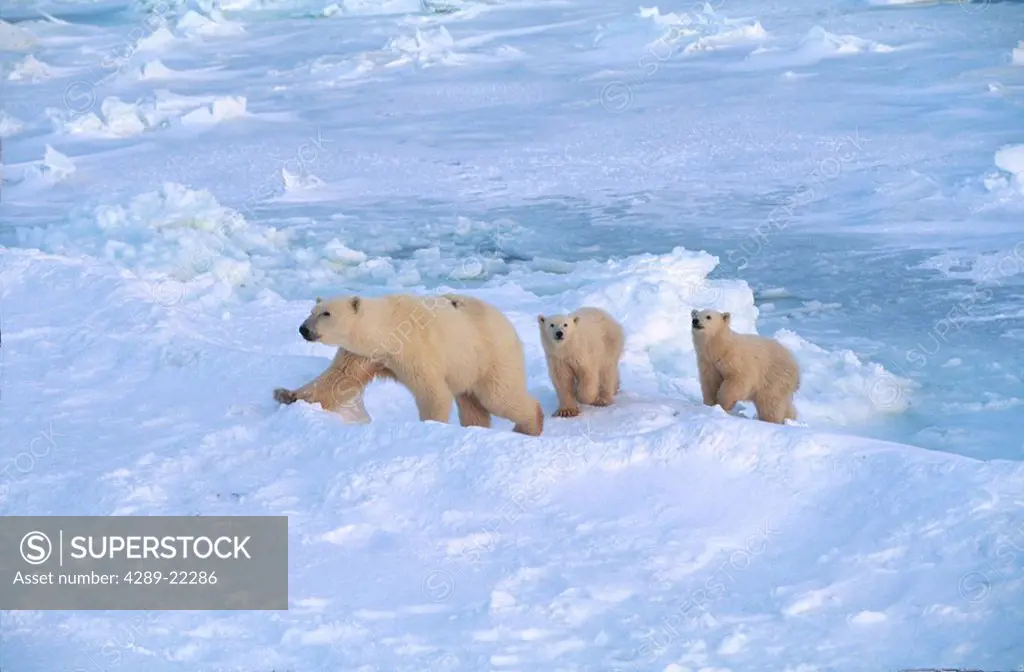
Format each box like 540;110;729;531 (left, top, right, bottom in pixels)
316;296;323;304
537;315;545;324
722;312;730;322
350;297;361;312
573;316;579;324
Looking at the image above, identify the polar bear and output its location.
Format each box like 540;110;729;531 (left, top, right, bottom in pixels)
690;309;800;424
286;293;544;435
538;307;625;418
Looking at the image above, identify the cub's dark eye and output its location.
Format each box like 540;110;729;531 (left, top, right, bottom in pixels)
705;315;711;320
322;311;331;318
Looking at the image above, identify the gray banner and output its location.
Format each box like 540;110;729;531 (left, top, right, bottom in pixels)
0;516;287;610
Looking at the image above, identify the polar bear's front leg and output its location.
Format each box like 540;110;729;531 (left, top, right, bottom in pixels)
274;349;394;416
547;357;580;418
698;362;723;407
716;378;751;413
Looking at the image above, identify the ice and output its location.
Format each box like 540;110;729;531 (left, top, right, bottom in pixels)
136;25;178;51
25;144;76;183
48;92;248;137
742;26;895;70
327;0;423;15
220;0;422;15
280;164;326;194
994;144;1024;195
179;94;247;124
386;25;458;66
0;20;37;52
176;9;246;36
15;183;287;300
137;58;178;79
2;0;1024;668
682;19;767;55
630;3;767;58
6;54;52;82
0;110;25;138
1013;40;1023;66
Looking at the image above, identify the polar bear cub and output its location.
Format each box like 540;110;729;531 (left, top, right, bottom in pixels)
296;292;544;435
538;307;625;418
690;309;800;424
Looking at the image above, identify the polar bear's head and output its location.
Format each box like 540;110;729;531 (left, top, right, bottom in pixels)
538;313;579;349
299;295;380;351
690;309;731;339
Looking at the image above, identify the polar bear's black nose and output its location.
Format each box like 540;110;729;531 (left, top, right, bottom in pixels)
691;318;701;329
299;324;312;340
554;330;563;340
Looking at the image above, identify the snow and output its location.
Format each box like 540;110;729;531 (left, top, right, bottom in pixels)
2;0;1024;669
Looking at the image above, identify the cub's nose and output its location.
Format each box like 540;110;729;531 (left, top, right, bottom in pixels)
691;318;700;328
299;324;311;340
554;330;564;340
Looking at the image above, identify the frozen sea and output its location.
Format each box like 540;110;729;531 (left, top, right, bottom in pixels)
1;0;1024;670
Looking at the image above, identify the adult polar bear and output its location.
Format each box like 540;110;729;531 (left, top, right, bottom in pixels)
280;293;544;436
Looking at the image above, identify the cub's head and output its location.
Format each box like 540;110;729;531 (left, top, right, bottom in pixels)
299;295;366;347
691;309;731;339
538;313;578;348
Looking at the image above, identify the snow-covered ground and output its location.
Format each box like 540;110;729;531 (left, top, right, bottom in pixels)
2;0;1024;669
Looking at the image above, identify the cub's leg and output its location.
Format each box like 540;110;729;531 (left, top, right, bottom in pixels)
547;357;580;418
575;366;600;405
594;360;619;407
697;361;723;407
753;392;790;425
716;377;752;413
